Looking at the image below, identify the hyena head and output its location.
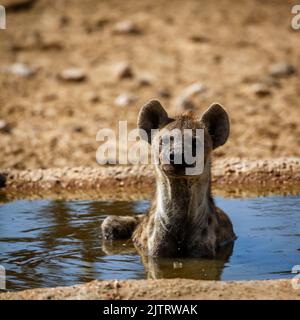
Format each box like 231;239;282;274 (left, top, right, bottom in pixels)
138;100;230;178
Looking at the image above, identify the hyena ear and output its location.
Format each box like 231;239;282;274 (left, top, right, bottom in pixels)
201;103;230;149
137;100;170;144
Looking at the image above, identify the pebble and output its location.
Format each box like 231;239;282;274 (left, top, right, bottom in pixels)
250;83;271;97
0;120;11;133
114;93;136;107
269;62;296;78
158;88;171;98
31;170;43;182
137;73;154;86
42;93;58;102
190;35;209;43
177;99;196;111
114;62;133;80
2;62;36;78
58;68;86;82
182;82;205;97
175;82;205;110
113;20;141;34
84;91;100;103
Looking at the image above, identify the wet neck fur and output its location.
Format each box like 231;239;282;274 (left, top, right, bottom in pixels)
154;161;213;231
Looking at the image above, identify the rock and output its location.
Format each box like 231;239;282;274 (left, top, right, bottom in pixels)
114;62;133;80
175;82;205;110
84;91;100;103
42;93;58;102
83;17;110;33
58;68;86;82
250;83;271;97
40;37;63;51
158;88;171;98
137;73;154;86
213;55;222;64
59;15;71;27
112;20;141;35
1;63;36;78
31;170;43;182
114;93;136;107
178;99;196;111
73;126;84;133
269;62;296;78
189;35;209;43
0;120;12;133
182;82;205;97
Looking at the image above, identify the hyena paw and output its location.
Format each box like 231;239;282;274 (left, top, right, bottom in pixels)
101;215;142;240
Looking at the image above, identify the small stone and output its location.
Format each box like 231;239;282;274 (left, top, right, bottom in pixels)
175;82;205;110
137;73;154;86
0;120;12;134
113;20;141;34
158;88;171;98
114;93;136;107
58;68;86;82
31;170;43;182
213;55;222;64
84;91;100;103
59;15;71;27
182;82;205;97
269;62;296;78
73;126;84;133
2;63;36;78
113;280;121;289
86;18;110;33
190;35;209;43
40;38;63;51
42;93;58;102
114;62;133;80
250;83;271;97
177;99;196;111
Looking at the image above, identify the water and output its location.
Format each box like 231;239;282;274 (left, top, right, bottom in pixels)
0;195;299;290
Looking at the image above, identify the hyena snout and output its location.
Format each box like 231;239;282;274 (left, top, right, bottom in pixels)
168;151;195;169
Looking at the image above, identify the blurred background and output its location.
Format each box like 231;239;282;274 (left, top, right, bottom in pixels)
0;0;299;169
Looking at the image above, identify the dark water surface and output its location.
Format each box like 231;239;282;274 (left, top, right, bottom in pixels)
0;195;299;290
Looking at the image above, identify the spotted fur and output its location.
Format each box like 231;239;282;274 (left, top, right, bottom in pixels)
101;100;236;258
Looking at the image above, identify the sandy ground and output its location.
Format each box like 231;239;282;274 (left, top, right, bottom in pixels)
1;278;300;300
0;0;300;169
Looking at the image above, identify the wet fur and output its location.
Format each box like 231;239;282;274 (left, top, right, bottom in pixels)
101;101;236;258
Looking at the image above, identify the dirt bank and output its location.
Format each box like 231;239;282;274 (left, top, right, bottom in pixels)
1;278;299;300
0;158;299;192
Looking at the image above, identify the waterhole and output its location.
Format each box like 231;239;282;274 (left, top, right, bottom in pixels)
0;195;299;290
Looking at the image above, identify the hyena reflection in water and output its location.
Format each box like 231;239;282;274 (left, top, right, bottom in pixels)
102;100;236;272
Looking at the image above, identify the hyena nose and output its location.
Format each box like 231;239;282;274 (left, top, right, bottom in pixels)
169;152;187;168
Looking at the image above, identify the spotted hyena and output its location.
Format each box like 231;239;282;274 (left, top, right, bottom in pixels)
102;100;236;258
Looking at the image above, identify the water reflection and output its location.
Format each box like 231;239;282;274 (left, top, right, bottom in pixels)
139;242;234;280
